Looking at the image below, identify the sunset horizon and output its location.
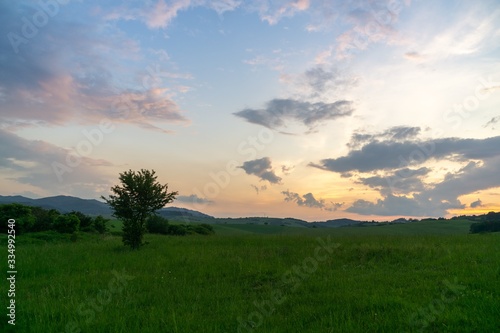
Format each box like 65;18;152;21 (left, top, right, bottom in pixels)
2;0;500;222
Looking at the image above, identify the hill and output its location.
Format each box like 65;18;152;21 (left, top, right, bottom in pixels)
0;195;214;220
310;218;364;228
1;195;490;230
0;195;111;215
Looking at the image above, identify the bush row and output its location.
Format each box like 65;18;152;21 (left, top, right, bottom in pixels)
146;215;214;236
0;203;109;234
469;212;500;234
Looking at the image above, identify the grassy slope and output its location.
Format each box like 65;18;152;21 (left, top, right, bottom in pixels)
1;221;499;332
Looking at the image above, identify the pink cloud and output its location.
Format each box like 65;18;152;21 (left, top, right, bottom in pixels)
254;0;311;25
146;0;192;29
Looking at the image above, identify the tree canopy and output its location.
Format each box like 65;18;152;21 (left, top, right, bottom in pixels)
102;169;178;249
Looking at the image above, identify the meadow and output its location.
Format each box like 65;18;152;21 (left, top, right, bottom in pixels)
1;220;499;332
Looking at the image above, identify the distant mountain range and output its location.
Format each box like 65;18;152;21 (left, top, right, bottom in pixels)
0;195;375;227
0;195;213;221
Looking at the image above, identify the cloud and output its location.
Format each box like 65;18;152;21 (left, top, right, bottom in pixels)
177;194;214;205
250;184;268;195
333;0;411;59
106;89;188;124
287;65;358;100
0;128;114;197
347;126;421;149
208;0;242;15
249;0;310;25
234;98;353;132
484;116;500;129
404;51;425;61
106;0;241;29
304;66;337;94
346;194;463;217
359;167;430;196
347;156;500;217
282;190;324;209
240;157;282;184
281;164;295;175
0;2;189;131
470;199;483;208
421;8;500;59
313;136;500;173
421;158;500;204
145;0;192;29
281;190;343;211
315;128;500;216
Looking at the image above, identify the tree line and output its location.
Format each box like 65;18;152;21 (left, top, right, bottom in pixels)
0;201;214;240
469;212;500;234
0;203;108;235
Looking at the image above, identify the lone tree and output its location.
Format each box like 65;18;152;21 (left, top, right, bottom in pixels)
102;169;177;249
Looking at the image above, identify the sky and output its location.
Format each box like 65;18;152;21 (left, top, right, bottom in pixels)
1;0;500;221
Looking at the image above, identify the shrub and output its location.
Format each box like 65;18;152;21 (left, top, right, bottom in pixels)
193;224;214;235
53;214;80;234
93;216;109;234
470;221;500;233
147;215;170;234
167;224;188;236
0;203;36;234
470;212;500;233
70;211;94;232
30;207;59;232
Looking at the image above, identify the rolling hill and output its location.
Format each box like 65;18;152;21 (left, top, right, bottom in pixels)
0;195;214;220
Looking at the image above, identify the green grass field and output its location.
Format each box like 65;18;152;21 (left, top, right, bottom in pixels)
1;221;499;332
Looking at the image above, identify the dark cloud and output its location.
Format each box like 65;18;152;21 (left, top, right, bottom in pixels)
314;128;500;216
282;190;343;211
347;126;421;149
177;194;214;205
422;157;500;204
346;194;463;217
281;164;295;175
359;167;430;196
329;202;345;212
234;98;353;132
347;156;500;217
250;184;267;195
282;190;325;209
240;157;282;184
470;199;483;208
484;116;500;129
313;136;500;173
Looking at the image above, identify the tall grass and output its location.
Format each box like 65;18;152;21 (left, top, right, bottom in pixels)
0;227;499;332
